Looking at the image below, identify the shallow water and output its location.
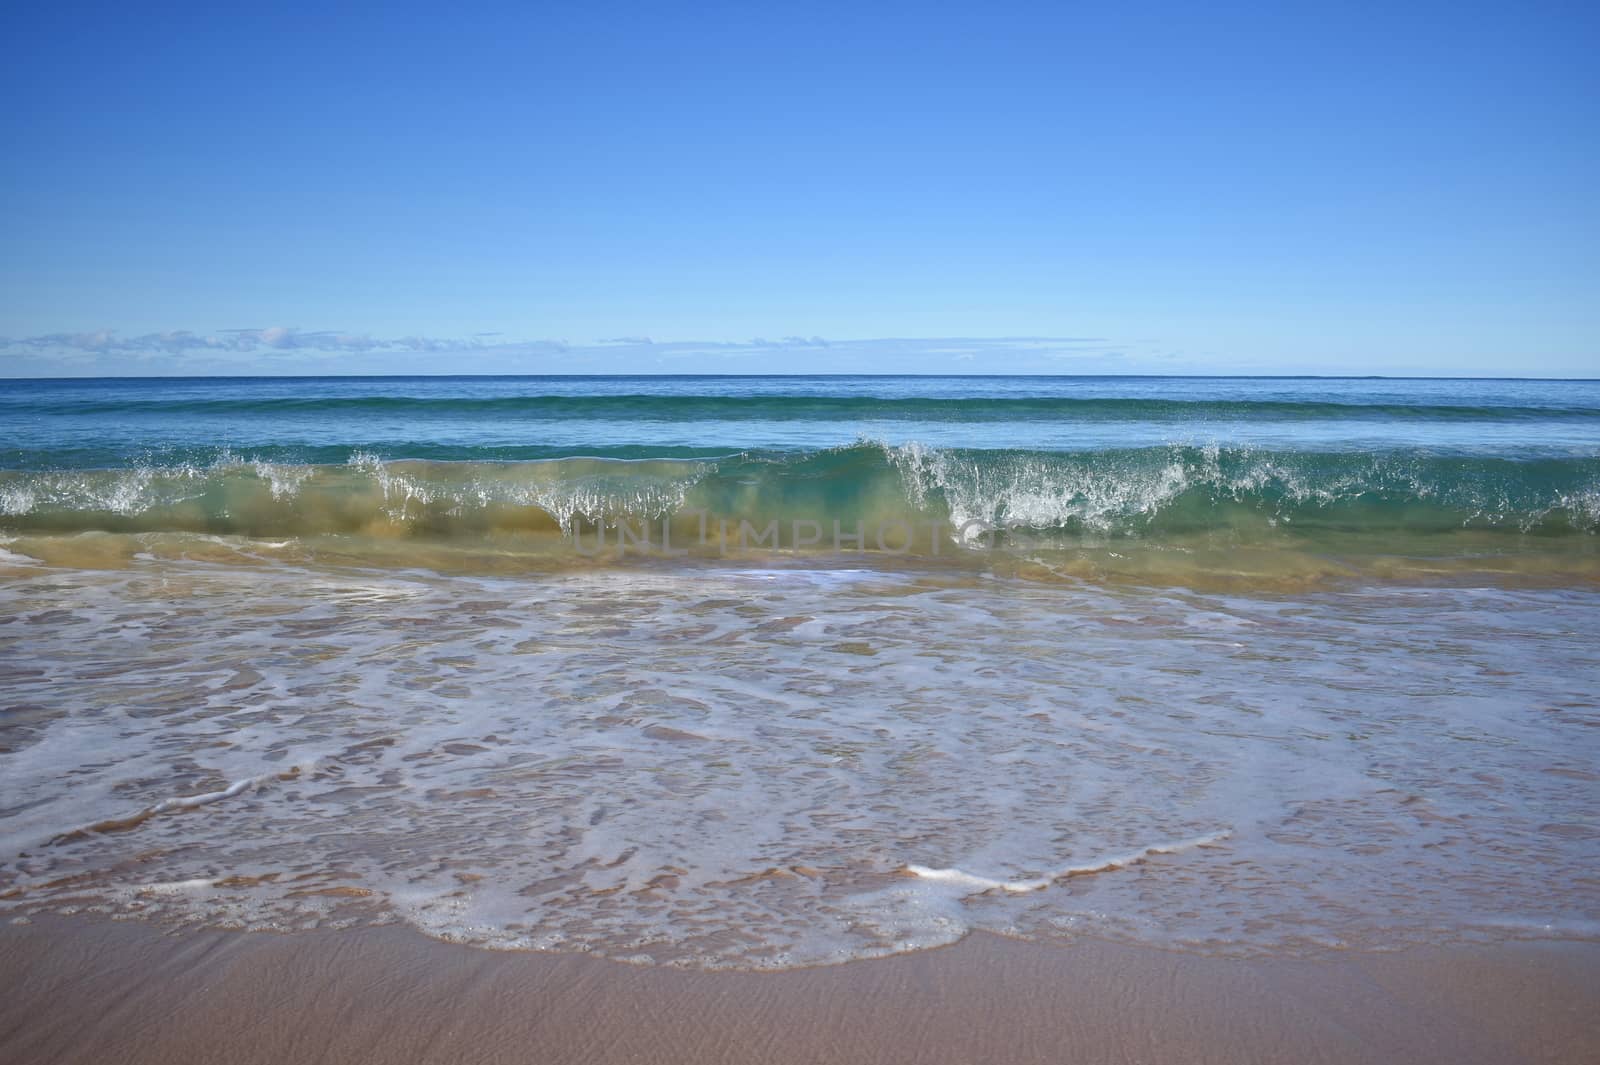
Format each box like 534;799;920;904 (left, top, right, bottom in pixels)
2;553;1596;967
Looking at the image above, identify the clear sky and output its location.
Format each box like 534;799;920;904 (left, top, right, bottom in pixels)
2;2;1596;376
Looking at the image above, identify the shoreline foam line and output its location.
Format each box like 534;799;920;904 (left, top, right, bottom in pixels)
905;831;1232;895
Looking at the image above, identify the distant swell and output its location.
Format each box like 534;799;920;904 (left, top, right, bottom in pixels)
27;393;1600;422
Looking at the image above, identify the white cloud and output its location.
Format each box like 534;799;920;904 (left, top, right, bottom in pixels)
0;330;1176;376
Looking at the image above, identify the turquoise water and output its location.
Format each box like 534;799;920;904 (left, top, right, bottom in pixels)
2;376;1597;581
6;375;1600;462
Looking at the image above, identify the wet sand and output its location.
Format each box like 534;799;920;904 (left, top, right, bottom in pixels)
2;917;1596;1065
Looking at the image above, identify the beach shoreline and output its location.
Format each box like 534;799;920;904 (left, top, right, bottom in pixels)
3;915;1596;1065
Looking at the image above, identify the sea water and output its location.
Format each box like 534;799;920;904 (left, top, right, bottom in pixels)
1;375;1596;967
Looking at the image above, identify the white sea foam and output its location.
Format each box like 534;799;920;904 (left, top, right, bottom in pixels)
885;440;1226;536
249;459;315;500
147;777;254;813
137;878;219;894
1;560;1597;968
906;832;1233;895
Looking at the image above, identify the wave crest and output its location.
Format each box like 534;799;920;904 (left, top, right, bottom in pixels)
1;443;1596;546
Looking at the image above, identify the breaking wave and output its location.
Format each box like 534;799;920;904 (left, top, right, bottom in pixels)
1;443;1596;545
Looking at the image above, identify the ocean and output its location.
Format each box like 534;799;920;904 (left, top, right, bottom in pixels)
1;375;1597;967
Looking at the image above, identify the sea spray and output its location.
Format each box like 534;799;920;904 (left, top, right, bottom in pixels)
1;444;1596;542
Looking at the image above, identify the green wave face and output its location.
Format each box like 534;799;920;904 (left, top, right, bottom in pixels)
2;445;1596;573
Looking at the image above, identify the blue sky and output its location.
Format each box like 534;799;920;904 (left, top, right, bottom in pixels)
2;2;1596;376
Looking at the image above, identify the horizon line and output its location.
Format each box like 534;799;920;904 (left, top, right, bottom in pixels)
4;372;1599;383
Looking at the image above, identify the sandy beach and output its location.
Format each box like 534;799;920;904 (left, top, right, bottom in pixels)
3;916;1596;1065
